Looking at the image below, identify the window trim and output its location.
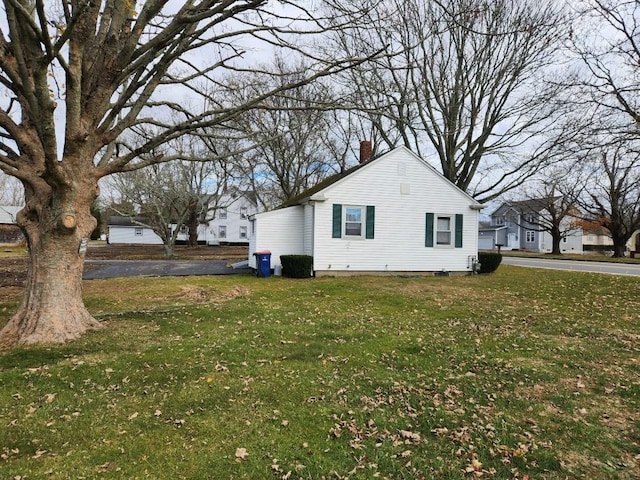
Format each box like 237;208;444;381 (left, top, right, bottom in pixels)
426;213;463;248
239;225;247;239
219;207;227;220
343;205;365;239
218;225;227;239
526;230;535;243
332;204;375;240
436;215;453;247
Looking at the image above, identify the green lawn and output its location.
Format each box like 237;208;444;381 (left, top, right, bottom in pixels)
1;267;639;479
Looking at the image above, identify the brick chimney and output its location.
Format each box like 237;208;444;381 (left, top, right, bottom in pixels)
359;140;372;164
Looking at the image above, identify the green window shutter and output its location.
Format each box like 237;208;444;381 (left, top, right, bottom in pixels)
365;206;375;239
332;204;342;238
425;213;434;247
455;214;463;248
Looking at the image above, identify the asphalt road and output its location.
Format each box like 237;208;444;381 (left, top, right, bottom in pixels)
502;256;640;277
83;259;252;279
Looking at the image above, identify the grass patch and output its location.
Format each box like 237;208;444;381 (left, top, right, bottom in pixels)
1;268;639;479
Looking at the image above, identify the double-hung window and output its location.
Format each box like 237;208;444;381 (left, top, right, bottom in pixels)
425;213;463;248
219;225;227;239
436;216;452;245
332;204;375;239
526;230;535;243
344;206;364;237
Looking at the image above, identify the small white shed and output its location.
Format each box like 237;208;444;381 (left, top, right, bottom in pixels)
249;145;482;276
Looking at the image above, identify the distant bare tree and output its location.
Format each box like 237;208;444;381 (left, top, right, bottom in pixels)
0;172;23;205
330;0;570;202
515;170;584;255
578;141;640;257
110;137;226;256
219;56;359;209
572;0;640;139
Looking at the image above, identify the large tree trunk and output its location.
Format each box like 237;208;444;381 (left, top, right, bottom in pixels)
0;183;102;346
551;227;562;255
612;242;627;258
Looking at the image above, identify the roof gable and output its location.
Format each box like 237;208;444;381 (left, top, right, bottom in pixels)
108;216;152;227
279;146;480;208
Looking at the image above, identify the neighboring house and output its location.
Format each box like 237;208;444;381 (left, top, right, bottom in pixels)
205;190;256;245
481;199;583;253
107;191;257;245
0;205;24;244
249;144;483;276
582;225;614;254
478;221;508;251
582;223;640;255
107;216;162;244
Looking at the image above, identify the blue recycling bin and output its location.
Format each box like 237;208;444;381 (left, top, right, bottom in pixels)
254;251;272;277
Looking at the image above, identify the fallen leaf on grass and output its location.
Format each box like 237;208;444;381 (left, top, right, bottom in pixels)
399;430;421;442
32;449;47;459
235;447;248;460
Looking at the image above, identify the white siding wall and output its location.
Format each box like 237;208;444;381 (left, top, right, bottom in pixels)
248;206;305;269
206;194;255;244
303;204;314;256
539;223;583;254
108;226;162;245
312;148;479;273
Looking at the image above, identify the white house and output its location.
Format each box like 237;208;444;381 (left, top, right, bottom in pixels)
205;191;256;245
0;205;24;244
108;191;257;245
107;216;162;244
249;144;482;276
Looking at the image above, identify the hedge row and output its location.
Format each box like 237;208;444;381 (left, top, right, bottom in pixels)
478;252;502;274
280;255;313;278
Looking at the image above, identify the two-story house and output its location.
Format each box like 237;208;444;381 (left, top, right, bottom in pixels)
108;190;257;245
479;198;583;253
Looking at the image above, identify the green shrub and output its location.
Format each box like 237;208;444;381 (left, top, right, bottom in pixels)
280;255;313;278
478;252;502;274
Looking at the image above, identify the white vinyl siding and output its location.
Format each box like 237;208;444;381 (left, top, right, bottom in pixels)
303;204;314;256
107;226;163;245
248;206;305;269
205;194;255;244
312;147;478;273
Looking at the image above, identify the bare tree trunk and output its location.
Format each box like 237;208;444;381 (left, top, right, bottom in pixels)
0;185;102;346
551;226;562;255
187;208;199;247
612;241;627;258
164;241;175;258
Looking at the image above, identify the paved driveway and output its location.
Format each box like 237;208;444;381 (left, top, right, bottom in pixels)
83;259;252;279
